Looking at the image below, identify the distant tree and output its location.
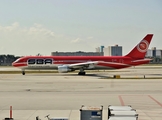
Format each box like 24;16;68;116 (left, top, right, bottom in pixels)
0;54;21;66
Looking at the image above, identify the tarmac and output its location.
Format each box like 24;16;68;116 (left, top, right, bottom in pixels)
0;66;162;120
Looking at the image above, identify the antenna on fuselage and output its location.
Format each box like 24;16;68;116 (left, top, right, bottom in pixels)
37;53;41;56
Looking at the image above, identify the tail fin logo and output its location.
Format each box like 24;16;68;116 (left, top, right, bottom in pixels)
137;40;149;53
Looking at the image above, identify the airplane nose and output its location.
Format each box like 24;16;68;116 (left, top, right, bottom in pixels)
12;62;16;67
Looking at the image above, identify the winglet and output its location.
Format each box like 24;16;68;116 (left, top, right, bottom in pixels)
125;34;153;59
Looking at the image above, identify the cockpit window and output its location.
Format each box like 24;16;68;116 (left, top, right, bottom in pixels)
14;58;21;63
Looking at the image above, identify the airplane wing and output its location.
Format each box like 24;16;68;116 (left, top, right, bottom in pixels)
58;61;99;73
68;61;131;69
68;61;99;69
58;61;132;73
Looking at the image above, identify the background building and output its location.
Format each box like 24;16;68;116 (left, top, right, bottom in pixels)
100;46;104;53
95;47;100;53
145;47;162;63
152;47;156;58
146;49;153;57
95;46;104;55
146;47;162;58
51;51;103;56
103;45;122;56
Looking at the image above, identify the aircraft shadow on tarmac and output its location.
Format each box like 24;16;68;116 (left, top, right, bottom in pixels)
26;73;111;78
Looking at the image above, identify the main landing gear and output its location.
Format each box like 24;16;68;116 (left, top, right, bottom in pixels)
22;71;25;75
78;68;86;75
78;71;86;75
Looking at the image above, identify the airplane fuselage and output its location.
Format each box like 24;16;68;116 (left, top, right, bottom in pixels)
12;56;149;70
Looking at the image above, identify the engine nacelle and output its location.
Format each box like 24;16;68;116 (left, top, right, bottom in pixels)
58;65;72;73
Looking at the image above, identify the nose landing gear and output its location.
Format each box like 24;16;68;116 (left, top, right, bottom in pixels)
22;71;25;75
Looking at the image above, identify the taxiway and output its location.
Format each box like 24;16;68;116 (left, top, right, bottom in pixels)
0;66;162;120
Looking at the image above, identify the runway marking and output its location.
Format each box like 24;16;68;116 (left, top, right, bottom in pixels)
118;95;125;106
148;95;162;107
27;110;37;120
118;95;162;110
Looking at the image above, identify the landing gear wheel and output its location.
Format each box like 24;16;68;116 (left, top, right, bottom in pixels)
22;71;25;75
78;72;86;75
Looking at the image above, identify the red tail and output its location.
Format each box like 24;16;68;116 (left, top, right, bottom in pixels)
125;34;153;59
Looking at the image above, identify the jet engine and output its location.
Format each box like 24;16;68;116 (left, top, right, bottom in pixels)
58;65;72;73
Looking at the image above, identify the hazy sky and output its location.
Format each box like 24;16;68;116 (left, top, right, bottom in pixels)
0;0;162;56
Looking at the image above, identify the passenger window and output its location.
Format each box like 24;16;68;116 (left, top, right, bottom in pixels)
36;59;44;64
28;59;35;64
45;59;52;64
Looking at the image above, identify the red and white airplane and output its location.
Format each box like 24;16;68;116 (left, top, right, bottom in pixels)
12;34;153;75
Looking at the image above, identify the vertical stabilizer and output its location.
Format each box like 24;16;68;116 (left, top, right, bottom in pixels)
125;34;153;59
